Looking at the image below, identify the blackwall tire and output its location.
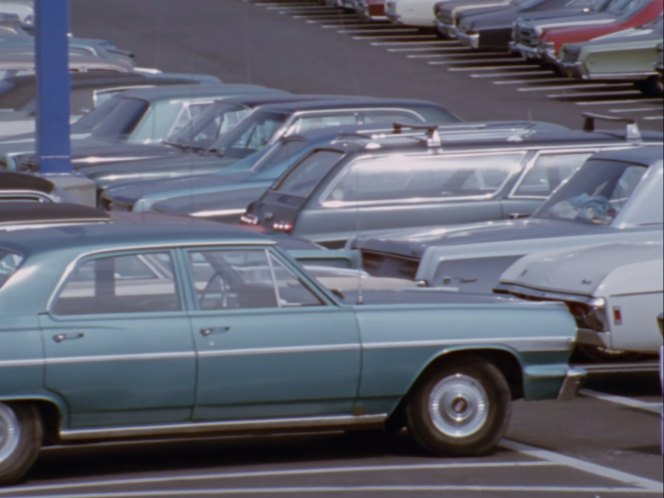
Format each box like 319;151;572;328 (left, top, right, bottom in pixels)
0;403;42;486
406;358;511;456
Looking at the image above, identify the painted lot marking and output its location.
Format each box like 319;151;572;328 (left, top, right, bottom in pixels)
338;28;419;34
448;64;535;72
5;438;663;496
493;78;568;85
609;107;663;113
518;83;632;92
7;484;663;497
576;98;664;106
428;58;523;65
353;35;437;40
375;40;459;47
503;440;663;493
547;89;642;99
321;22;377;28
471;70;555;78
643;115;663;120
581;389;662;414
387;46;470;52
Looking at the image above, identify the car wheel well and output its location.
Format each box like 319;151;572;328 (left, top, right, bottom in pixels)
416;350;524;400
12;400;61;445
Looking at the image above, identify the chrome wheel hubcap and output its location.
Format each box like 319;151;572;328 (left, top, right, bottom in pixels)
0;403;20;464
429;374;489;438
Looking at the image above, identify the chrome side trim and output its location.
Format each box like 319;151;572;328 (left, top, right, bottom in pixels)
0;358;45;368
198;344;361;358
364;336;574;353
45;351;196;365
60;414;388;442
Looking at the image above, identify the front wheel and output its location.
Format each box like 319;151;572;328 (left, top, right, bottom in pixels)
406;358;511;456
0;403;42;486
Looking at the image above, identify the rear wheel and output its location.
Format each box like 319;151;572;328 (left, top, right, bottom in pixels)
406;358;511;456
0;403;42;486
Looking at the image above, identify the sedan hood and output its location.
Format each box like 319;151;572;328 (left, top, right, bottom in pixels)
83;154;237;189
72;140;184;167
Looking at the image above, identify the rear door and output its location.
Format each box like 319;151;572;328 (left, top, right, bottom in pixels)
39;249;196;429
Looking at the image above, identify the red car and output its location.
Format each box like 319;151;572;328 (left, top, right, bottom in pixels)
540;0;663;63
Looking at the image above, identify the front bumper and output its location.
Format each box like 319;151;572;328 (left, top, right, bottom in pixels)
557;367;587;400
456;30;479;49
435;20;457;38
509;41;541;60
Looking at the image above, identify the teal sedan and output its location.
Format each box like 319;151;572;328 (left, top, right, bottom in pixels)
0;217;583;485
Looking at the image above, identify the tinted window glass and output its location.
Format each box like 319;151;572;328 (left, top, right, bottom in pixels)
276;150;344;197
323;153;524;204
513;152;591;197
251;138;309;173
536;159;647;225
53;251;180;315
188;248;322;310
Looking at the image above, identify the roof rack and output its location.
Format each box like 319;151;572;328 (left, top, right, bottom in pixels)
582;112;641;142
392;123;441;147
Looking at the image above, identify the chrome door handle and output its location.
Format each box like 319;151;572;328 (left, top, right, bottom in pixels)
200;326;230;337
53;333;85;343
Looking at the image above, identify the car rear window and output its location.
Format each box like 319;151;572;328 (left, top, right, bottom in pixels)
275;149;344;197
0;249;24;289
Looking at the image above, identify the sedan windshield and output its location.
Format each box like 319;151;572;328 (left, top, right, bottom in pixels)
165;101;253;150
75;96;149;140
534;159;646;225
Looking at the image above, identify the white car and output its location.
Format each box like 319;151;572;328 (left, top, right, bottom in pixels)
496;240;664;360
386;0;447;27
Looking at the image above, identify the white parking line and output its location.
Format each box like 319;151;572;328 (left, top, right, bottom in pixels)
448;64;535;72
353;35;437;40
518;83;631;92
547;89;642;99
580;389;662;414
471;70;555;78
503;440;664;493
376;40;459;47
428;58;523;65
493;78;568;85
643;115;663;120
576;98;663;106
9;484;663;497
338;28;419;34
0;461;554;496
265;5;332;10
609;107;663;113
387;46;469;52
321;23;377;28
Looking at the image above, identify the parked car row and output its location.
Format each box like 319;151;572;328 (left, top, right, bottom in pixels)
330;0;664;97
0;0;661;487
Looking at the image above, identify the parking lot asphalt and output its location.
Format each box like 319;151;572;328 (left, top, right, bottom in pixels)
7;1;655;496
69;0;663;131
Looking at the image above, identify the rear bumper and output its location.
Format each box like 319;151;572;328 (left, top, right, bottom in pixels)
557;367;587;400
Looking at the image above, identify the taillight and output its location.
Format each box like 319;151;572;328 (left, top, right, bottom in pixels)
240;213;259;225
272;221;294;233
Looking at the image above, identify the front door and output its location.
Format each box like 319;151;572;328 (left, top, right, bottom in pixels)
183;246;361;421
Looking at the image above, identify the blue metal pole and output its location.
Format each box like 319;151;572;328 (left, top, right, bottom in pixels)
35;0;72;174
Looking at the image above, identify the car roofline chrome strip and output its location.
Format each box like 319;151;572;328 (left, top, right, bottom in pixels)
59;414;388;442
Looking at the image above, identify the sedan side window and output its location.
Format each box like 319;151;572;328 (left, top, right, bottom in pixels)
52;251;180;315
188;249;323;310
